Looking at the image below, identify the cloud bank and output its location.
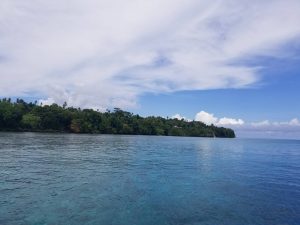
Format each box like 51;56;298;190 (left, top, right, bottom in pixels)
1;0;300;109
237;118;300;139
187;110;300;139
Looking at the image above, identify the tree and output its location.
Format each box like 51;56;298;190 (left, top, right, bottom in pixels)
21;113;41;130
0;98;236;137
70;119;81;133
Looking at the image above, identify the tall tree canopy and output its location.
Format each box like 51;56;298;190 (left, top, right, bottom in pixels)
0;98;235;138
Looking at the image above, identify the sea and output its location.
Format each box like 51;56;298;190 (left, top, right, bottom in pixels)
0;132;299;225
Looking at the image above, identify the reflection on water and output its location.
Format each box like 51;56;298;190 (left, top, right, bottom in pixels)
0;133;300;225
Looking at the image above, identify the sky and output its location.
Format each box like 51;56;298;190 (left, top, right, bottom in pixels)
0;0;300;139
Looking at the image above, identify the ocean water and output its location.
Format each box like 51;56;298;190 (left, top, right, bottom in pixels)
0;133;299;225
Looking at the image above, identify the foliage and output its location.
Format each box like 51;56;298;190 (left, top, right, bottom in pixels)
0;98;235;138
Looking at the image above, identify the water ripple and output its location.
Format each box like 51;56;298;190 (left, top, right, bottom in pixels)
0;133;299;225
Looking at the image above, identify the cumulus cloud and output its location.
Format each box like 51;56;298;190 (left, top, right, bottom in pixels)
171;114;192;122
1;0;300;109
195;111;218;125
194;111;244;126
218;117;244;125
172;114;185;120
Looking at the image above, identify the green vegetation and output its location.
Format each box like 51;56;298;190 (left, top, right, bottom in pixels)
0;98;235;138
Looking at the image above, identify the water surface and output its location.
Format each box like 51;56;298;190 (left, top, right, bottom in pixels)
0;133;299;225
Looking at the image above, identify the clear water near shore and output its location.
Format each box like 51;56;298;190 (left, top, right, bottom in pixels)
0;133;299;225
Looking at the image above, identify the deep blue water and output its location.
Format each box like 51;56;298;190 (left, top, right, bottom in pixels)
0;133;299;225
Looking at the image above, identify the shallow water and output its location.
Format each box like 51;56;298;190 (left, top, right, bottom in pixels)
0;133;299;225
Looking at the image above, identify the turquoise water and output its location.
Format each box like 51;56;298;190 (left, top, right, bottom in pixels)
0;133;299;225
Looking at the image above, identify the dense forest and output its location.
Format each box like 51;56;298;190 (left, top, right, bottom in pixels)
0;98;235;138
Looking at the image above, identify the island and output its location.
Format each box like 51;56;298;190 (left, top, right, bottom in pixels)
0;98;235;138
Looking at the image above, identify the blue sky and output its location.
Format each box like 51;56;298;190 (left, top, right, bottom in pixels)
1;0;300;138
135;52;300;139
136;52;300;121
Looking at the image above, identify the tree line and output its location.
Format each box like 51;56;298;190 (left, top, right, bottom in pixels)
0;98;235;138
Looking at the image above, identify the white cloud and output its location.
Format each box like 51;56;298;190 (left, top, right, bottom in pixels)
251;120;270;126
232;118;300;139
289;118;300;125
194;111;244;126
193;111;300;139
38;98;55;106
172;114;185;120
174;110;300;138
272;118;300;126
218;117;244;125
240;118;300;129
171;113;192;122
0;0;300;109
195;111;218;125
